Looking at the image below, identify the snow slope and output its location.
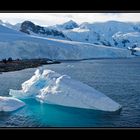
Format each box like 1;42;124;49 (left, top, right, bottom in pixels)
0;24;24;35
134;47;140;55
56;21;140;52
112;32;140;48
9;69;121;112
0;24;132;60
63;21;135;46
3;19;140;54
2;19;140;50
54;20;79;30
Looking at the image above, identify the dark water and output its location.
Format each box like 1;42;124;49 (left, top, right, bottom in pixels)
0;57;140;127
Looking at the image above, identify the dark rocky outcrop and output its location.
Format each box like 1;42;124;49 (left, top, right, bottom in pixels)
0;58;61;72
20;21;66;38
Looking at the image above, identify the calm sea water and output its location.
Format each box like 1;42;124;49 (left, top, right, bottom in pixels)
0;57;140;127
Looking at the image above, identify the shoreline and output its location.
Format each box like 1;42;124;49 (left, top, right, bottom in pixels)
59;56;137;62
0;57;139;73
0;58;60;73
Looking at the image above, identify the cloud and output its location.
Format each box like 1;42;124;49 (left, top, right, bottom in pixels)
0;13;140;26
103;13;121;16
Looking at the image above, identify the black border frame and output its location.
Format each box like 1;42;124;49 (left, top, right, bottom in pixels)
0;10;140;131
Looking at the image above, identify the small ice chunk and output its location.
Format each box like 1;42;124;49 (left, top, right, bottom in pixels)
0;96;25;112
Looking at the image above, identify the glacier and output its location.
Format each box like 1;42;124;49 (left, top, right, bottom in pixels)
0;96;25;112
1;19;140;55
9;69;122;112
0;24;132;60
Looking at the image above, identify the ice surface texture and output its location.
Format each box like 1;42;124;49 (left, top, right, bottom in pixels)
0;96;25;112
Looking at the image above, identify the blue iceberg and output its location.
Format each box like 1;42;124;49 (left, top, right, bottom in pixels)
9;69;122;112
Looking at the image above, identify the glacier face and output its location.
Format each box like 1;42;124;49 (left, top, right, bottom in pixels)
9;69;122;112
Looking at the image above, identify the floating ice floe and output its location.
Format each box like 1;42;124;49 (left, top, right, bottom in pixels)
9;69;122;112
0;96;25;112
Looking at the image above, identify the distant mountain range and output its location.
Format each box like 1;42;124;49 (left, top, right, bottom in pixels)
1;19;140;49
0;19;140;60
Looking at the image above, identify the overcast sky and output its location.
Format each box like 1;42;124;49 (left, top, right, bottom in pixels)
0;13;140;26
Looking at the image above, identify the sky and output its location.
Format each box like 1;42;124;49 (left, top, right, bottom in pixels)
0;13;140;26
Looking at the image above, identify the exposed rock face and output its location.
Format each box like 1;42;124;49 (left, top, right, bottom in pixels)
20;21;66;38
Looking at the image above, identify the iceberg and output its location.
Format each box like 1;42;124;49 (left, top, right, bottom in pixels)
0;96;25;112
9;69;122;112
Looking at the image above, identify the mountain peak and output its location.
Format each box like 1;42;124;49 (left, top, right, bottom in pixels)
20;20;36;34
19;20;67;39
65;20;77;24
22;20;34;25
61;20;79;29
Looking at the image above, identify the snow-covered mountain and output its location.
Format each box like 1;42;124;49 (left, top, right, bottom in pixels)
54;20;79;30
0;20;15;29
12;20;140;52
62;21;140;49
19;21;69;40
13;22;22;30
0;24;132;60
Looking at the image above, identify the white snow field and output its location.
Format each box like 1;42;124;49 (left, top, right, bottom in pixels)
0;96;25;112
62;21;140;49
48;21;140;55
134;47;140;55
0;24;132;60
9;69;122;112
